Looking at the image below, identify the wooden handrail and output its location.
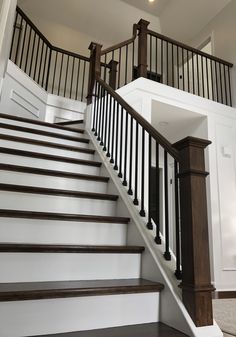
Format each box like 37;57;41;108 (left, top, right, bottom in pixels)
101;24;138;55
96;76;180;161
147;28;233;68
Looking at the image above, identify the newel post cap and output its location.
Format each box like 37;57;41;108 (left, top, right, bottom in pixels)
173;136;211;151
137;19;150;28
88;42;103;51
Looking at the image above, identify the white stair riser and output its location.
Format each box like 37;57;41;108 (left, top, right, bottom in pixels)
0;118;85;137
0;172;107;193
0;140;94;161
0;154;101;175
0;293;159;337
0;192;117;216
0;128;89;148
0;218;127;245
64;122;85;129
0;253;141;282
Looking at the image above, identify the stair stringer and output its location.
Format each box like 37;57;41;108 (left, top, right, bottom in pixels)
85;104;223;337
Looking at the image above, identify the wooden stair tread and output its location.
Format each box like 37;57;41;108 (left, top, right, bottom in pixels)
0;147;102;166
0;113;85;134
0;163;109;182
0;123;88;143
0;210;130;224
0;243;145;253
0;279;164;301
34;323;188;337
55;120;84;126
0;183;118;200
0;134;95;154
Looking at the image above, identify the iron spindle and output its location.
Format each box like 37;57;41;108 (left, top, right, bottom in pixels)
118;107;124;178
155;142;161;244
147;135;153;230
128;116;133;196
164;150;171;261
140;128;145;217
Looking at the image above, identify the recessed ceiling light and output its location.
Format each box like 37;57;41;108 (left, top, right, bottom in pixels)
149;0;155;2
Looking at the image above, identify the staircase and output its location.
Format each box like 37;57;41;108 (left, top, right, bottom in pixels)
0;113;189;337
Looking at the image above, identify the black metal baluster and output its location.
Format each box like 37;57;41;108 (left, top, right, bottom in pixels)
29;31;36;77
24;27;32;73
155;37;158;81
206;58;210;99
97;86;103;141
174;160;182;280
94;83;101;136
57;53;64;96
81;61;86;101
33;36;40;81
132;41;135;83
122;110;128;186
19;21;28;68
172;43;174;87
219;63;223;104
118;107;124;178
114;103;119;170
110;98;116;164
37;42;45;84
161;39;163;83
70;57;75;99
125;45;128;85
164;150;171;261
187;50;190;92
42;46;49;87
155;142;161;244
75;59;81;100
51;51;58;94
166;42;169;86
197;54;200;96
201;56;205;98
147;135;153;230
133;121;139;205
177;46;180;89
118;47;122;88
14;15;23;64
210;59;214;101
215;61;219;102
63;55;70;97
106;94;112;157
140;128;145;217
150;35;152;76
100;89;105;145
104;54;107;82
92;81;98;132
182;48;185;91
103;92;109;151
192;52;195;94
223;65;228;106
10;12;19;60
128;116;133;196
228;66;232;106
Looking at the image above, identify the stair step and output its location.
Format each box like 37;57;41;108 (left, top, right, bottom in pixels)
0;210;129;224
0;183;118;200
34;323;188;337
0;122;88;142
0;243;144;254
0;113;85;134
0;163;109;183
55;120;84;126
0;147;101;167
0;279;163;302
0;134;95;154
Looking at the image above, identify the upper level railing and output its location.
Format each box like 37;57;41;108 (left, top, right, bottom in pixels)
10;6;90;102
93;19;233;106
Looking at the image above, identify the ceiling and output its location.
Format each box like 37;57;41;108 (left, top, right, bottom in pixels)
18;0;232;49
121;0;231;43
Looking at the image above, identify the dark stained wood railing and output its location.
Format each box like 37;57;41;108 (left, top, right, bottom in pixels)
89;41;214;327
10;6;90;102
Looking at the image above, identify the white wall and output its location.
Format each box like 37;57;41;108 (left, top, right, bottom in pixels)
117;77;236;291
0;0;17;94
0;60;86;122
189;0;236;107
18;0;161;56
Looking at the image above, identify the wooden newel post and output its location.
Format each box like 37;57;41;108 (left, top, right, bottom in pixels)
173;137;215;327
137;19;150;78
87;42;102;105
108;60;118;90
